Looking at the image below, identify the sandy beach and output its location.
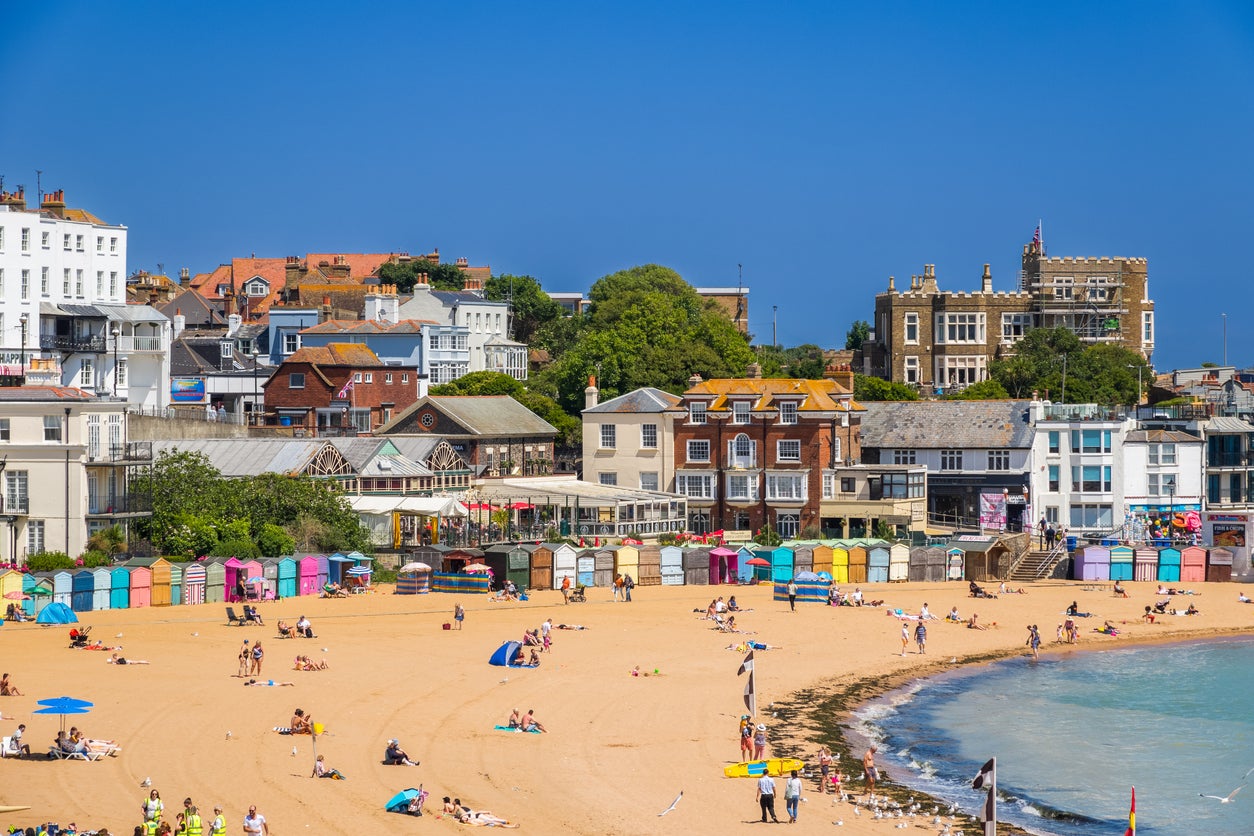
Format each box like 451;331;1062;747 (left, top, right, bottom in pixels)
0;577;1249;834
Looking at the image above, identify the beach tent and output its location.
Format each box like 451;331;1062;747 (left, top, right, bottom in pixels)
53;571;73;607
773;572;828;604
682;547;709;586
908;548;929;582
829;544;850;584
529;543;555;590
36;601;78;624
1075;546;1110;581
169;562;183;607
660;545;684;586
277;557;298;599
614;544;640;586
110;566;130;609
847;546;868;584
593;547;615;588
811;543;834;578
298;556;321;596
183;564;206;605
385;788;424;814
867;545;890;583
204;560;226;603
1133;547;1158;582
129;565;152;608
1156;547;1182;583
91;567;112;611
1180;546;1206;583
946;548;965;581
708;546;737;585
71;570;94;612
888;543;910;582
489;640;525;667
1109;546;1135;581
223;558;245;602
576;549;596;587
1207;547;1233;583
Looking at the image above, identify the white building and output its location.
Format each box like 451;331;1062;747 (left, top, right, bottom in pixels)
0;188;171;408
396;272;525;380
1121;428;1204;521
1028;402;1136;536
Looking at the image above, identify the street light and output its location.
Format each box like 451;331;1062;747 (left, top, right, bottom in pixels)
18;312;27;378
111;326;120;398
251;350;260;426
1126;363;1142;408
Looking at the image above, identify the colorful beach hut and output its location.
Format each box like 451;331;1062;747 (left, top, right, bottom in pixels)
171;562;185;607
529;543;555;590
811;543;833;578
325;553;351;586
847;545;868;584
734;545;756;583
71;569;94;612
110;566;130;609
790;543;815;574
1108;546;1134;581
204;560;226;603
128;565;152;608
660;545;684;586
222;557;244;601
90;567;111;611
509;544;535;591
1075;546;1110;581
1207;547;1233;583
51;570;72;607
637;545;662;586
28;574;54;615
615;543;641;586
708;546;737;585
1180;546;1206;583
236;559;263;599
867;545;890;583
576;549;596;587
259;559;280;600
182;564;206;605
946;548;965;581
298;556;320;596
316;554;330;589
830;543;850;584
277;557;298;599
1133;547;1157;582
754;546;793;583
1156;547;1182;583
888;543;910;582
0;570;23;606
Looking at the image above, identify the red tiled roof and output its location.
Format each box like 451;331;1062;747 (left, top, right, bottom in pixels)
285;343;384;367
300;319;435;335
305;253;397;279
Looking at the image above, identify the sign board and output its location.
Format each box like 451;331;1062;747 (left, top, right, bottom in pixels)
171;377;207;403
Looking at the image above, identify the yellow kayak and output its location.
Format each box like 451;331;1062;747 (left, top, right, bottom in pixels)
0;806;31;814
723;757;805;778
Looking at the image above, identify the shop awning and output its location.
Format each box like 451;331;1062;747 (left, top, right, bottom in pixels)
347;496;468;517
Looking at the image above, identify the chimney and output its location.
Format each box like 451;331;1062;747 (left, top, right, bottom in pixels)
920;264;939;294
285;256;303;286
364;286;399;325
413;271;431;291
462;270;484;293
226;313;242;338
585;375;599;409
687;373;703;389
320;295;332;324
222;286;235;316
823;362;855;392
981;263;992;293
887;275;896;292
173;308;186;340
179;267;190;287
746;362;762;379
0;188;26;211
330;254;350;279
41;189;66;215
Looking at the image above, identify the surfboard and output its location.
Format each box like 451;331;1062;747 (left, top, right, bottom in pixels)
723;757;805;778
0;806;32;814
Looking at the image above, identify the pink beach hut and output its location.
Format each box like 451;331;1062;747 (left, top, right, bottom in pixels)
299;556;321;596
128;565;152;608
240;560;265;600
1133;547;1158;582
1180;546;1206;583
223;558;245;602
709;546;738;585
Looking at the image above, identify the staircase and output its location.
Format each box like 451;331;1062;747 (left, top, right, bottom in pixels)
1008;547;1066;582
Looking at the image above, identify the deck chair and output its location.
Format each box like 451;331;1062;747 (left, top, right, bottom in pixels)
568;586;586;603
49;746;100;761
225;607;245;626
243;605;264;626
0;736;12;758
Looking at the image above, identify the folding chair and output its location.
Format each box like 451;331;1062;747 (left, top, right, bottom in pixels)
225;607;245;626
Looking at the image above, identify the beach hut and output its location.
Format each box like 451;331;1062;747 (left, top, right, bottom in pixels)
1180;546;1206;583
149;558;173;606
480;546;511;586
925;547;947;582
204;560;226;603
1108;546;1135;581
1207;547;1234;583
51;570;73;607
683;547;710;586
71;569;94;612
946;548;965;581
847;546;868;584
734;545;756;583
508;545;535;591
615;543;641;586
128;565;152;608
790;543;815;574
576;549;596;587
109;566;129;609
888;543;910;582
830;543;850;584
529;543;555;590
908;547;929;582
637;545;662;586
237;559;264;599
708;546;737;585
0;570;23;607
316;554;330;589
325;553;351;586
867;545;890;583
755;546;793;583
1133;547;1158;582
183;564;206;605
170;562;185;607
660;545;684;586
223;557;244;602
811;543;833;578
549;543;578;590
407;546;446;575
277;557;298;599
259;559;280;600
1156;547;1182;583
298;556;320;596
29;574;54;615
90;567;112;611
1075;546;1110;581
594;547;616;588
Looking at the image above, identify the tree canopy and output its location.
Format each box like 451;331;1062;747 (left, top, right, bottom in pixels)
845;319;871;350
483;273;564;343
854;374;919;401
377;259;467;293
989;327;1149;404
947;378;1010;400
753;344;828;379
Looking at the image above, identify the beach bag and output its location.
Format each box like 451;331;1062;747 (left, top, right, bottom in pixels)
442;623;451;630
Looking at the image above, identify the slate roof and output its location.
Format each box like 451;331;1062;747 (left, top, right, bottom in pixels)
1207;416;1254;433
300;319;433;335
1124;429;1202;443
583;387;683;415
156;288;227;327
860;400;1036;449
151;439;333;477
379;396;557;438
170;337;265;376
327;438;432;477
430;290;507;307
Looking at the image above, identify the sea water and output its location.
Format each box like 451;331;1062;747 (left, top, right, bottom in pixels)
858;638;1254;835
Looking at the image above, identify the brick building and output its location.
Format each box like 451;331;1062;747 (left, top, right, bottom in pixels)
673;366;863;537
262;343;420;434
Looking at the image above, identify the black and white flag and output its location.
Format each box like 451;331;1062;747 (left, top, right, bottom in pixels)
971;757;996;832
971;757;994;791
738;650;756;717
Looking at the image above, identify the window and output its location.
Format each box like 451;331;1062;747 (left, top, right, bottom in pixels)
904;312;919;344
686;440;711;462
822;472;836;499
283;333;300;354
6;471;27;513
41;267;49;295
776;513;799;539
937;356;986;387
940;450;963;471
1148;443;1176;465
63;233;71;251
1070;429;1111;454
893;449;916;465
21;228;29;251
0;418;8;441
27;520;44;555
96;270;104;296
41;231;50;249
81;359;94;387
766;474;806;501
288;372;306;389
1069;504;1112;528
732;401;751;424
75;269;83;296
726;473;758;501
728;433;756;468
363;373;373;383
832;436;842;464
1048;431;1059;454
20;269;29;300
402;373;410;384
1053;277;1073;300
116;358;127;386
935;312;985;344
96;235;103;252
1148;474;1177;496
220;341;233;359
779;402;797;425
599;472;618;486
1142;312;1154;344
63;268;71;295
840;477;856;493
1001;313;1034;341
640;472;659;491
689;402;707;425
1071;465;1112;492
0;227;3;250
109;272;118;296
987;450;1010;471
641;424;658;449
245;280;268;297
44;415;63;442
676;474;715;498
1048;465;1060;492
87;414;101;459
385;373;393;384
600;424;616;449
110;237;117;253
777;440;801;462
75;234;84;251
353;372;363;384
903;356;919;384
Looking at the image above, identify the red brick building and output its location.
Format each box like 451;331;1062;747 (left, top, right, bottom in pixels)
262;343;420;435
673;366;864;538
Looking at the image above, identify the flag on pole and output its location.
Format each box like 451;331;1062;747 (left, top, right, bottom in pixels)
972;758;996;826
1124;786;1135;836
337;378;355;399
738;650;756;717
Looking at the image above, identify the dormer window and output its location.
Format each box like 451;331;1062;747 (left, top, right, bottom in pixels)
245;277;269;297
732;401;751;424
779;402;798;425
220;341;233;359
216;284;229;296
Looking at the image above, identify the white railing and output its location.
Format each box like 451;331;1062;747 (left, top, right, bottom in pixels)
110;335;164;352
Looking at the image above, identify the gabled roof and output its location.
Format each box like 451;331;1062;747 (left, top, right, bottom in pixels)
327;438;432;477
860;400;1035;449
300;319;432;336
285;343;384;367
1125;429;1202;443
151;438;346;478
0;386;98;402
170;336;265;376
684;378;860;413
155;288;227;327
379;396;557;437
583;387;684;415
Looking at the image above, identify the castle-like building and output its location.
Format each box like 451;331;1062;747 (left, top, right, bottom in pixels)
864;239;1155;392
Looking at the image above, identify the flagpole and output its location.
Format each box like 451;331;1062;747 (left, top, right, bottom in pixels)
986;759;996;836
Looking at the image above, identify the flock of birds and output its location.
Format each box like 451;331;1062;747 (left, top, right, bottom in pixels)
830;793;975;833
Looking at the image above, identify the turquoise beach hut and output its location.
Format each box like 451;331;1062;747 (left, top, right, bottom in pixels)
1109;546;1134;581
277;557;298;599
110;566;130;609
753;546;793;583
1156;547;1182;583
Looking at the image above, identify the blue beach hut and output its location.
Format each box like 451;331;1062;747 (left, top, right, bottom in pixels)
1156;547;1182;583
71;570;95;612
110;566;130;609
277;557;298;599
867;545;890;583
92;567;112;611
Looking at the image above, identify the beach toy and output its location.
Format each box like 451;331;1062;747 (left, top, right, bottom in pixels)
268;680;274;686
654;669;659;675
312;722;325;735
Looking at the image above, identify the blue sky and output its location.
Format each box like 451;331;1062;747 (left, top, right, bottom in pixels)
4;1;1252;369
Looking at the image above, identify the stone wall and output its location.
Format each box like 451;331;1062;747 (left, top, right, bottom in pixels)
127;413;251;441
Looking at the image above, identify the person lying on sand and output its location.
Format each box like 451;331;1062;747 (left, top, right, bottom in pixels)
555;624;588;630
107;654;149;665
966;614;992;630
245;679;294;686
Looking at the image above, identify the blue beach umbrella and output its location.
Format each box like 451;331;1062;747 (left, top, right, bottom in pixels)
35;696;92;734
347;566;371;577
385;787;424;813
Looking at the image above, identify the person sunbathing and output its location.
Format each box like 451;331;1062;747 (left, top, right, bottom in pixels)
244;679;294;686
1240;593;1252;604
523;630;542;647
520;709;546;733
277;621;298;639
290;708;313;734
506;708;522;729
1185;603;1199;615
0;672;23;696
294;655;329;671
1095;620;1120;635
966;614;989;631
107;653;149;665
728;596;740;612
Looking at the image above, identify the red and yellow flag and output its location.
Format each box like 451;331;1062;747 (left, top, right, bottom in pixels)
1124;786;1135;836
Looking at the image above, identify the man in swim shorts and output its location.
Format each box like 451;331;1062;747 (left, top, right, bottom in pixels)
863;745;878;793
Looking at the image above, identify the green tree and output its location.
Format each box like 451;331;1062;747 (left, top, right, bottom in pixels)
256;523;295;557
430;370;580;445
484;274;564;343
948;379;1010;400
86;524;126;556
377;258;467;293
989;328;1149;404
845;319;871;350
854;374;919;401
755;344;827;379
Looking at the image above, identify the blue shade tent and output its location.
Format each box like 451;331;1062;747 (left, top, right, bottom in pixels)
385;787;425;813
36;602;79;624
488;640;523;667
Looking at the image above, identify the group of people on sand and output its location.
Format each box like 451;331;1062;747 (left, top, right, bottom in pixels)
4;603;31;622
439;797;518;827
56;726;120;757
276;615;315;639
292;655;329;671
237;640;265;678
505;708;547;733
829;586;885;607
140;790;235;836
492;580;522;602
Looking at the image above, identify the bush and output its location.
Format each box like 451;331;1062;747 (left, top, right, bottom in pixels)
658;532;680;546
256;523;295;558
25;551;76;572
79;550;113;568
212;538;260;559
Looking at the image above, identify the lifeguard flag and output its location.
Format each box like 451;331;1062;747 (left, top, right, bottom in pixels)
1124;786;1135;836
738;650;756;717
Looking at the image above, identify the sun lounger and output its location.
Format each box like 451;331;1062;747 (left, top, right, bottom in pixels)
48;746;104;762
225;607;246;627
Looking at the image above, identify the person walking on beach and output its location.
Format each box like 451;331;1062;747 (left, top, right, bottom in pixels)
862;746;878;794
753;723;768;759
250;641;264;677
242;805;268;835
817;745;833;793
1027;624;1040;660
914;621;927;654
561;574;571;604
454;603;464;630
787;579;798;612
623;574;634;602
784;769;803;823
237;641;251;678
613;574;622;602
900;622;909;657
756;772;780;823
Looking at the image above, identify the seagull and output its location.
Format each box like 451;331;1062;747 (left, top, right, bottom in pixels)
1200;785;1244;803
225;731;232;740
291;746;298;757
1244;767;1254;781
833;819;843;826
658;791;683;816
140;777;151;787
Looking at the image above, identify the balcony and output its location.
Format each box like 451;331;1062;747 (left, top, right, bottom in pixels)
110;335;164;353
40;333;106;352
88;442;154;464
86;494;153;517
0;497;29;515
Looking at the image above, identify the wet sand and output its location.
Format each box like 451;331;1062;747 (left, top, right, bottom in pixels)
0;577;1248;834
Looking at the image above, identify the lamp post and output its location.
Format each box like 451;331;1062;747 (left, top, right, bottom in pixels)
1167;480;1175;542
18;312;27;378
111;326;120;398
1060;353;1067;405
251;350;260;426
1126;363;1142;408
